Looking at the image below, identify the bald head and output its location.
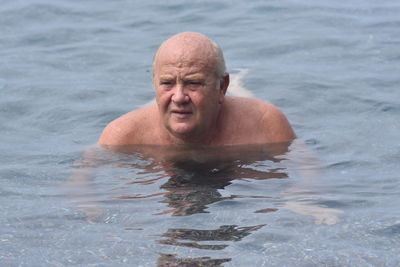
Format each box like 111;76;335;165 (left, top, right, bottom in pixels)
152;32;226;79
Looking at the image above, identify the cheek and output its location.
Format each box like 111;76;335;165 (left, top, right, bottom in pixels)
156;91;172;108
188;93;205;108
197;90;218;106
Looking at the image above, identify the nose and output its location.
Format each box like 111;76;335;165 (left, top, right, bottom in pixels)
171;85;189;104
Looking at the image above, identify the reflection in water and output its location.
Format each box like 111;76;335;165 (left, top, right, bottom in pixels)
157;253;231;267
69;143;304;265
159;167;284;216
157;224;266;250
67;141;344;263
155;224;267;263
117;144;286;266
108;143;289;217
156;224;265;266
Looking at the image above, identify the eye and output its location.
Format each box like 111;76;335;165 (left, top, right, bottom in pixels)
186;81;203;89
160;80;174;87
190;81;201;85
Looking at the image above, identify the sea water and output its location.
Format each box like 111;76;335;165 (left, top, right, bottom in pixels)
1;0;400;266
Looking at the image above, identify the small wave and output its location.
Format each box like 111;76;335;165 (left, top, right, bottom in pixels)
0;78;5;90
372;223;400;236
228;69;254;97
327;160;357;169
351;95;400;113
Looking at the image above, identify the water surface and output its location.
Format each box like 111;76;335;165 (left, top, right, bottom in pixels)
1;0;400;266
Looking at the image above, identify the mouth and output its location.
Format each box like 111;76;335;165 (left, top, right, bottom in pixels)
171;110;193;118
171;109;192;114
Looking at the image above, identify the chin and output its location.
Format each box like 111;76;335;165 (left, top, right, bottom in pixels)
171;127;195;136
168;123;196;137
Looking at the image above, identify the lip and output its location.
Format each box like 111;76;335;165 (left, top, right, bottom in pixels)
171;110;192;114
170;110;193;118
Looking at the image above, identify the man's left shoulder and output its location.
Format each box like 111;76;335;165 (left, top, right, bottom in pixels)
227;96;284;118
258;100;286;121
259;101;296;142
234;96;296;142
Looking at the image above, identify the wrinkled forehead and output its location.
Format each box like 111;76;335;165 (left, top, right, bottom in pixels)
154;37;217;71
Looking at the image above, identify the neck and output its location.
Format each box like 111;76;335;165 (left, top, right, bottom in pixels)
161;127;217;146
159;116;222;146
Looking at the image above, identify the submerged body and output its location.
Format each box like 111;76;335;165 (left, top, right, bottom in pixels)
98;32;295;146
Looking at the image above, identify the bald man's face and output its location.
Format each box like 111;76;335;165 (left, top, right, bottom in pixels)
153;46;226;142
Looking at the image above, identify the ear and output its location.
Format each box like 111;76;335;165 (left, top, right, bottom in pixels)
218;73;229;104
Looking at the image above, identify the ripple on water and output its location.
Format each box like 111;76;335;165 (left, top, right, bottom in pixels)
371;223;400;237
0;78;5;89
1;0;400;265
355;96;400;113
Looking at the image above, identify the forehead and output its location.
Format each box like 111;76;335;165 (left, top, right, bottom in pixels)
154;38;217;75
156;50;213;70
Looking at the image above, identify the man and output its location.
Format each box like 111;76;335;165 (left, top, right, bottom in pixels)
98;32;295;146
74;33;343;225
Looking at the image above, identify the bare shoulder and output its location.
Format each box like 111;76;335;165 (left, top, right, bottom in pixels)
225;96;271;111
97;104;158;145
260;100;296;142
224;96;296;143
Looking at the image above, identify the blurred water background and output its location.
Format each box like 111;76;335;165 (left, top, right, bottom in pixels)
1;0;399;266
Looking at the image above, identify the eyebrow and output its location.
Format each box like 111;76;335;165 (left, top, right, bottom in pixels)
158;74;206;80
158;75;174;80
184;74;205;80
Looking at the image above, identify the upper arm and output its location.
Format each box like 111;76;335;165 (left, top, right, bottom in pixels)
261;104;296;143
97;105;157;145
97;119;126;145
97;109;139;145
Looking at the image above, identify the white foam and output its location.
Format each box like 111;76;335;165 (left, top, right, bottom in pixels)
227;68;254;97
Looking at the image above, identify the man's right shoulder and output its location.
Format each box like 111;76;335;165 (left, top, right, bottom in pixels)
97;104;158;145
